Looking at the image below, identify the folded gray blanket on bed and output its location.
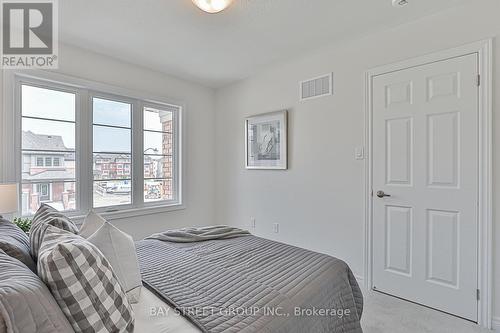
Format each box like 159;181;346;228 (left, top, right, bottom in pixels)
146;225;251;243
136;230;363;333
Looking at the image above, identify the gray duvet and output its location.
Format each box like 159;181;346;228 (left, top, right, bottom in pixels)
136;232;363;333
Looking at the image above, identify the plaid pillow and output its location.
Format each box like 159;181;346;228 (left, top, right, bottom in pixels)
29;204;79;259
38;225;134;333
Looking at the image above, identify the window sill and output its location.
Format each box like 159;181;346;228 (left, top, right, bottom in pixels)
101;203;186;220
70;203;186;223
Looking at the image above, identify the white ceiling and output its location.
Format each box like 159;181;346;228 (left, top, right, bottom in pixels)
60;0;469;88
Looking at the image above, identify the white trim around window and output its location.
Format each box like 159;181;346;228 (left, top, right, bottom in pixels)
2;69;185;218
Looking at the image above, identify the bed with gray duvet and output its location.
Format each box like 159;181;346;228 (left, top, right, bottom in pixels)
135;226;363;333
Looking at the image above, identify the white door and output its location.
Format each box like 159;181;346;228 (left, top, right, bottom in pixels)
372;54;479;321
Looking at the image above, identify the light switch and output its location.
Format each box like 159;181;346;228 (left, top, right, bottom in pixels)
355;146;364;160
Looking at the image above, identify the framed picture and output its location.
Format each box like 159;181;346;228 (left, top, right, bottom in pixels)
245;110;288;170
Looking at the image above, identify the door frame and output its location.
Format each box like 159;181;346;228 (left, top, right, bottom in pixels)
364;39;493;329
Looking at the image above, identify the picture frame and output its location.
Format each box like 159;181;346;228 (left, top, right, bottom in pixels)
245;110;288;170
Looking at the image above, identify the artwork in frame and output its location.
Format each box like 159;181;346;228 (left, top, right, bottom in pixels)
245;110;288;170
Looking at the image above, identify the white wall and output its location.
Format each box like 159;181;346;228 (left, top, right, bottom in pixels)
0;43;216;239
214;0;500;323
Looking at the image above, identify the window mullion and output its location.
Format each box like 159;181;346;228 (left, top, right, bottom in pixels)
78;89;92;214
132;100;144;208
174;107;182;204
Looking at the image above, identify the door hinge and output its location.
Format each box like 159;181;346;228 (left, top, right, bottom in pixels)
477;74;481;87
477;289;480;301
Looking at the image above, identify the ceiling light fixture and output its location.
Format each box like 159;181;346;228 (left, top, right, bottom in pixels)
192;0;233;13
392;0;409;7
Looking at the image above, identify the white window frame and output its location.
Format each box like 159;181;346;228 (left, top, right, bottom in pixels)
17;77;81;214
89;91;136;212
4;70;185;219
142;101;181;207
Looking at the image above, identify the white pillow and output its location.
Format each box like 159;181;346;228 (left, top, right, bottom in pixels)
79;210;106;238
87;219;142;303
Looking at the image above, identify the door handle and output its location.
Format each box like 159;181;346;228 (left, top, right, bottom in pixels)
376;190;391;198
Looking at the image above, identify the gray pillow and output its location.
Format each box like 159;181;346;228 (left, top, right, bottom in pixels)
0;218;36;272
29;204;79;260
0;249;74;333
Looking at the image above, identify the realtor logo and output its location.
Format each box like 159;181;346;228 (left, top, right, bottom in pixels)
1;0;58;68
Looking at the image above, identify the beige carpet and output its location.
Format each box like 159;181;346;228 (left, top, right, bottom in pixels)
362;291;492;333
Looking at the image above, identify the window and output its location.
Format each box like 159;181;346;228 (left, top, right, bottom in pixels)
33;156;61;167
92;97;132;208
143;106;175;202
16;76;182;216
21;84;77;215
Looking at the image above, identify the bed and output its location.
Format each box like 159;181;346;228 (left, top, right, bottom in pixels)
135;228;363;333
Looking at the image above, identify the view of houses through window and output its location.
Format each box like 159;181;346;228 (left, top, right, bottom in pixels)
21;85;77;215
144;106;174;202
92;97;133;208
19;81;180;216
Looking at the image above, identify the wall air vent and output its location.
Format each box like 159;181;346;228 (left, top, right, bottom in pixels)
300;73;333;101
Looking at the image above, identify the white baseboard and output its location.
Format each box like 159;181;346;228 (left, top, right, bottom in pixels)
492;316;500;331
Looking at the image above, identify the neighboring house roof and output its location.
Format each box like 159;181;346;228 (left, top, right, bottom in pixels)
29;151;66;156
22;170;75;181
22;131;71;151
